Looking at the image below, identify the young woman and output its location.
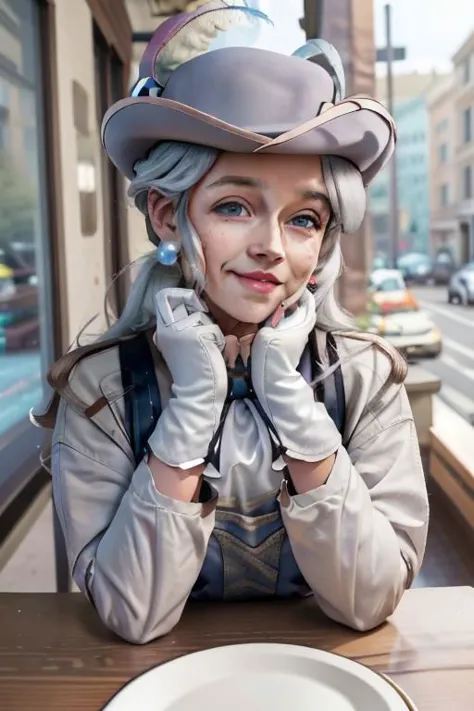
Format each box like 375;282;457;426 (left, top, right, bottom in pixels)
35;2;428;644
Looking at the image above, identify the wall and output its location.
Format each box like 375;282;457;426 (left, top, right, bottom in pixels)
369;94;432;258
318;0;376;313
370;72;442;258
453;32;474;262
54;0;108;342
428;78;459;262
396;96;430;254
126;55;152;267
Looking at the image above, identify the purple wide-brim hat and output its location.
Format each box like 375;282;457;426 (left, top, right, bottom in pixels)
101;1;396;185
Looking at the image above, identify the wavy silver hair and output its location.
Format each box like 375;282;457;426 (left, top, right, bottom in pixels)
103;141;364;340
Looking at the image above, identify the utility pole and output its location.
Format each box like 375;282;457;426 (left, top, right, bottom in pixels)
384;3;400;268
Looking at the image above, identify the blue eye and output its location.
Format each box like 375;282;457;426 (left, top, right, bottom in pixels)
214;201;249;217
290;214;321;230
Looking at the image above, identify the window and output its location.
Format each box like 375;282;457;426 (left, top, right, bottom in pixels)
0;1;54;507
436;117;448;133
463;165;472;199
440;184;449;206
464;56;472;85
439;143;448;163
372;213;389;236
463;107;472;143
374;276;405;292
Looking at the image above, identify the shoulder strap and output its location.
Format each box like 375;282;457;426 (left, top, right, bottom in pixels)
303;330;346;436
120;328;345;465
325;332;346;435
118;330;162;465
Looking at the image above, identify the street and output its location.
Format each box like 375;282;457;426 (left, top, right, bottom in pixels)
411;285;474;424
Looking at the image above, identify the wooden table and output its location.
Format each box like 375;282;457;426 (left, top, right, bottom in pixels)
1;587;473;710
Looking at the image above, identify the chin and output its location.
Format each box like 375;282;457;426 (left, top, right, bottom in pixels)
221;300;277;324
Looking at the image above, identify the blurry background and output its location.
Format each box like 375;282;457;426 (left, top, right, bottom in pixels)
0;0;473;592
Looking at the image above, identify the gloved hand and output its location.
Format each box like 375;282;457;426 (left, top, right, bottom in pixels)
148;288;229;469
250;288;341;462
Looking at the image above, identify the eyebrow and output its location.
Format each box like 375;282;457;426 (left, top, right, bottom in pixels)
299;190;332;214
206;176;263;189
207;176;331;211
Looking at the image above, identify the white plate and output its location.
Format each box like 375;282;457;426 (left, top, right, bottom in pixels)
103;643;412;711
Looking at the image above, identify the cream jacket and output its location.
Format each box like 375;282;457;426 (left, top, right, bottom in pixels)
51;332;429;644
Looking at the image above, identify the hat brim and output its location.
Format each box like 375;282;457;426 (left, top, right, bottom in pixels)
102;95;394;185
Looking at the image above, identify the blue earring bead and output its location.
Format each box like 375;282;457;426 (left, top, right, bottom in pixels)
157;241;180;266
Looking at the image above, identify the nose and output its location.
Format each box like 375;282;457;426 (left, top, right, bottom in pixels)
246;218;285;265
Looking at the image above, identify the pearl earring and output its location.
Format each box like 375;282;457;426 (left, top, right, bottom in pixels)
157;241;180;266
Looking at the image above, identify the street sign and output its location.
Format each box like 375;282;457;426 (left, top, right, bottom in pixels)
376;47;406;62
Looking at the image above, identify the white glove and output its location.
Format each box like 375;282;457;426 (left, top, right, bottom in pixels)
148;288;229;469
250;289;341;462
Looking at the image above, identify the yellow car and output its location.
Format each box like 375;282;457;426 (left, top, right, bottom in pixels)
367;269;441;359
369;309;442;359
0;263;15;297
368;269;418;315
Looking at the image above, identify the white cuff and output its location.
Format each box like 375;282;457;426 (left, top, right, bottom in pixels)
280;447;351;510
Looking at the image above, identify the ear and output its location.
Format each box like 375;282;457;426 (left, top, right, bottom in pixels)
147;189;177;242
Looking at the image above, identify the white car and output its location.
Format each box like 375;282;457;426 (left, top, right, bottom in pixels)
368;268;406;294
368;308;441;359
448;261;474;305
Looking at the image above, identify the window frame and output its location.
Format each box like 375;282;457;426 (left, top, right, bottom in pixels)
0;0;63;516
463;56;472;85
438;142;448;164
463;106;472;144
463;165;473;200
440;183;449;207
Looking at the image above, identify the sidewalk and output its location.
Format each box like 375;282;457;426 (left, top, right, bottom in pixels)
0;498;56;592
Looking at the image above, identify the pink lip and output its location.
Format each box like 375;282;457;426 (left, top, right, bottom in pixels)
232;272;280;294
238;271;281;284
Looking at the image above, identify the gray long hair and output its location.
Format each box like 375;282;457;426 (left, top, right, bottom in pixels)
101;141;406;382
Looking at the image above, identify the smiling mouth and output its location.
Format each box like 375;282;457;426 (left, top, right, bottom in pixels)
232;271;282;284
231;272;282;294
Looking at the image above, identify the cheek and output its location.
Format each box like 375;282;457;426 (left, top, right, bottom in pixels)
196;222;236;279
188;206;220;275
288;237;323;278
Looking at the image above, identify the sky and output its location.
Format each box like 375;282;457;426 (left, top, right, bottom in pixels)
373;0;474;74
245;0;474;75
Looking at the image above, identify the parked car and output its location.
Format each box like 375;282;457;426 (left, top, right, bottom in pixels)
0;241;36;286
0;263;15;299
367;269;440;358
432;251;456;285
0;251;39;352
368;269;418;314
397;252;432;284
368;308;442;359
448;261;474;305
372;253;390;270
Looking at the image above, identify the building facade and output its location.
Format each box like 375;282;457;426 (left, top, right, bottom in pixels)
427;75;460;263
453;31;474;264
369;72;441;260
395;94;431;254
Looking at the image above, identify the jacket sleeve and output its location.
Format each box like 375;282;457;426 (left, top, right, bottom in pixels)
280;349;429;632
52;398;216;644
